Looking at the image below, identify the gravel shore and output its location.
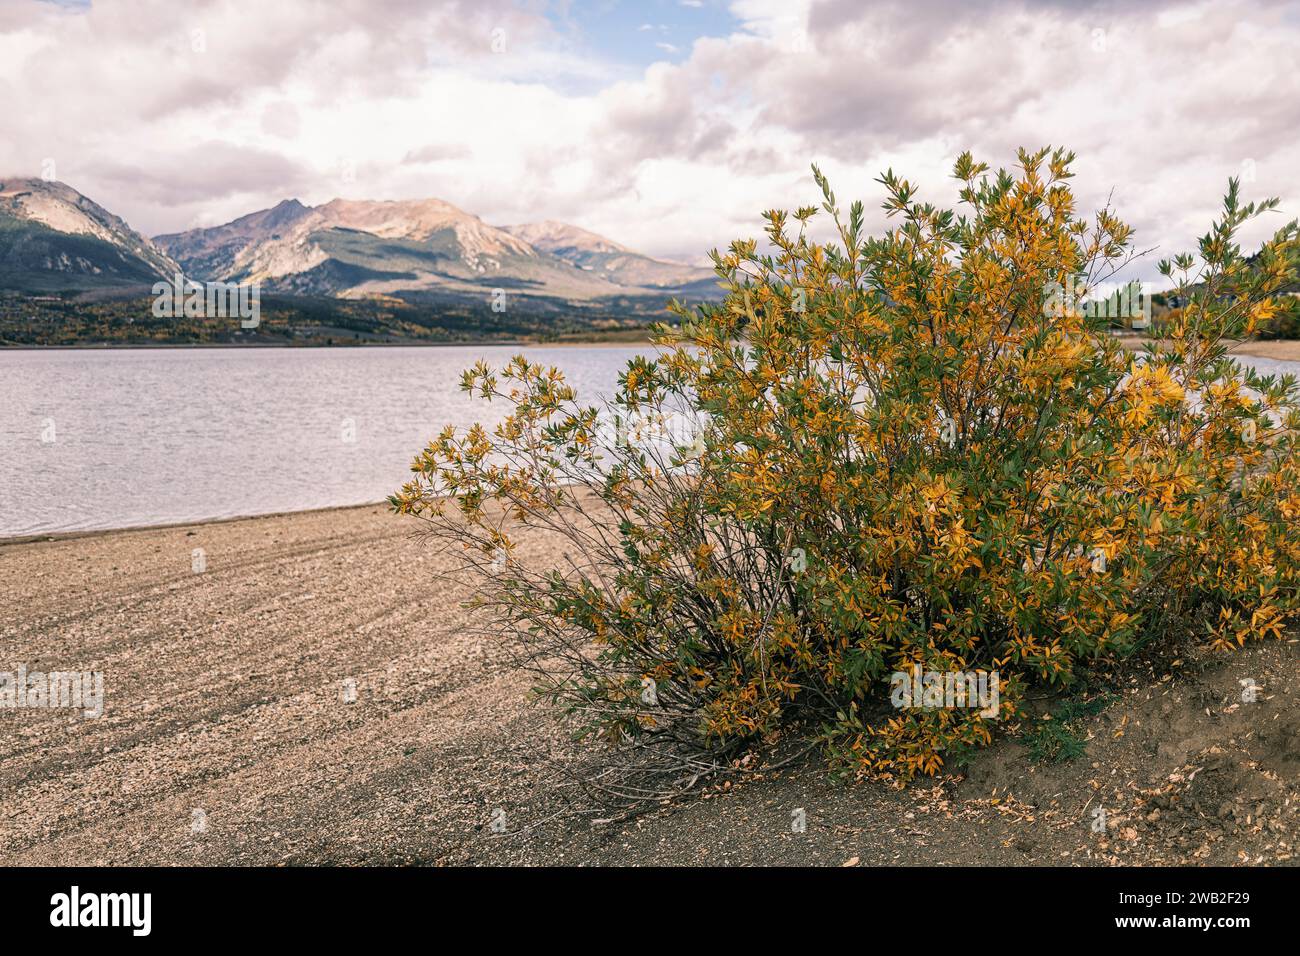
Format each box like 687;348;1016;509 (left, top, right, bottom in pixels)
1112;335;1300;362
2;504;1295;865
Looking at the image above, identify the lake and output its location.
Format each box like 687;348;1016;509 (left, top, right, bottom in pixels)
2;345;1297;539
0;345;650;538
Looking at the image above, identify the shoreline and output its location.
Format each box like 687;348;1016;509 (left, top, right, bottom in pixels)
0;499;392;548
0;337;658;352
1112;335;1300;362
5;335;1300;359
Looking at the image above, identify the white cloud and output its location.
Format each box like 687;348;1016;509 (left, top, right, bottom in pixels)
0;0;1295;281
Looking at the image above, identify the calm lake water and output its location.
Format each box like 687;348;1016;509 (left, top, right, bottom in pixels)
2;346;1297;539
0;345;650;538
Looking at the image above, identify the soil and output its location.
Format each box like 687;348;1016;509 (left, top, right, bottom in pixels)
1;504;1295;865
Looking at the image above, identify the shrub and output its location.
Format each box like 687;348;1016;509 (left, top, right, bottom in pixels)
392;148;1300;785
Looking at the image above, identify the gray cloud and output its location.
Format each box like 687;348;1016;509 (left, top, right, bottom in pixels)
91;142;313;206
403;143;473;164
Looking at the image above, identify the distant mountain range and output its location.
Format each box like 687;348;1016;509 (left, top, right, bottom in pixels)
0;177;716;312
0;178;180;291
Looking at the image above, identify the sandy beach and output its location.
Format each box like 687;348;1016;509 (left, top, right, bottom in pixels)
2;504;1296;865
1231;339;1300;362
1112;335;1300;362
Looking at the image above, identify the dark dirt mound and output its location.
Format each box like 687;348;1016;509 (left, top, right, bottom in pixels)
950;638;1297;865
470;637;1298;866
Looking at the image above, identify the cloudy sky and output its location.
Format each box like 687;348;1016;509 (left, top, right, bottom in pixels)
2;0;1297;281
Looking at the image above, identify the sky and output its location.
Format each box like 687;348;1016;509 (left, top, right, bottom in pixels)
2;0;1298;280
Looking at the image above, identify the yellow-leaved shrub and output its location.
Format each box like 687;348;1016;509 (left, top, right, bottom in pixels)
393;148;1300;783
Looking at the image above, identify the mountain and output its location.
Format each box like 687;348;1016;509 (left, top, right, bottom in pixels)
156;199;716;307
0;178;180;292
503;220;712;290
0;181;718;312
150;198;314;281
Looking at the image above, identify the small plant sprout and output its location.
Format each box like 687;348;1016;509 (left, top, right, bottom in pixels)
1029;695;1113;764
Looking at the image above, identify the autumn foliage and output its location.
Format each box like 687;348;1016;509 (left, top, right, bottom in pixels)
393;148;1300;783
